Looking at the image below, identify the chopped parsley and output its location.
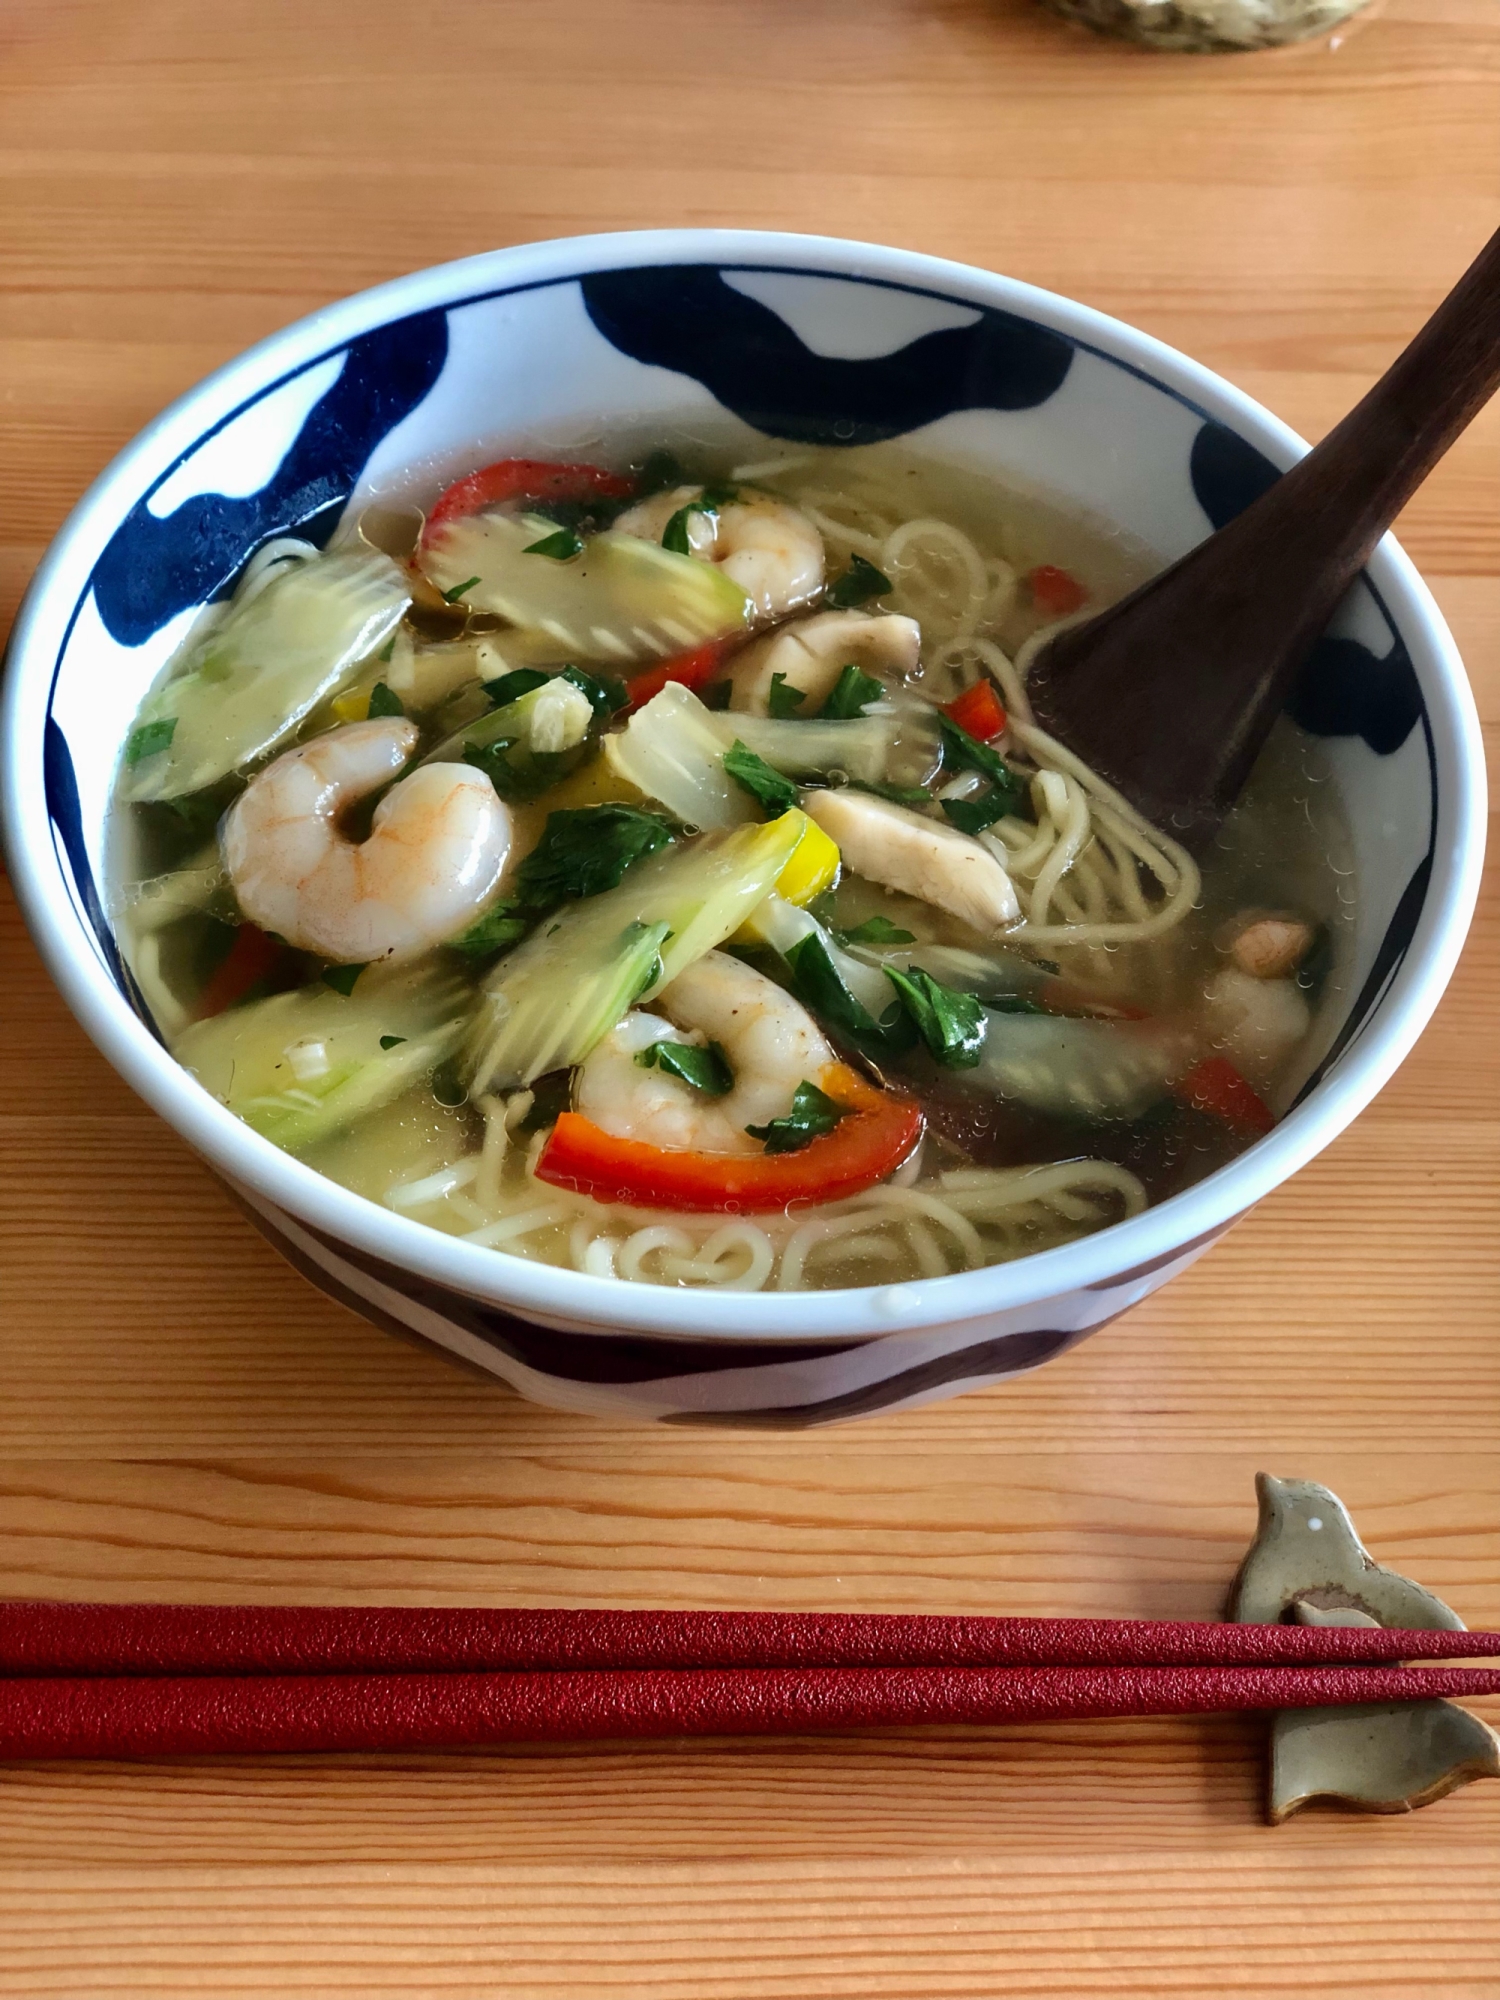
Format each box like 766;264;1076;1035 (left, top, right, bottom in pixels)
378;1035;407;1051
523;529;585;561
939;793;1012;836
634;449;684;496
634;1038;734;1097
784;932;914;1055
124;717;177;765
514;1070;572;1132
482;667;552;708
938;712;1026;807
821;662;884;719
661;503;707;555
366;681;405;719
746;1079;851;1155
321;962;367;996
723;740;800;816
884;963;987;1067
516;804;677;907
447;901;530;963
825;554;892;610
849;778;935;809
836;915;916;947
767;672;807;719
378;634;398;662
560;664;627;717
440;575;482;603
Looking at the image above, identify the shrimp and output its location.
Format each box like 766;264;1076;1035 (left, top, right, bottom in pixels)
221;718;512;965
574;949;834;1154
612;485;825;625
729;608;922;714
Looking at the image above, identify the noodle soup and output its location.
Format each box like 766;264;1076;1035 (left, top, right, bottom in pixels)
110;444;1352;1294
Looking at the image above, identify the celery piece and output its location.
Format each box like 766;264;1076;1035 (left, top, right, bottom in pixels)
174;962;471;1153
603;682;757;831
120;550;410;803
975;1013;1196;1121
421;510;751;665
464;816;804;1092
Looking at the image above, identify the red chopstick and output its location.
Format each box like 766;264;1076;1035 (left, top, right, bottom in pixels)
6;1662;1500;1761
2;1603;1497;1678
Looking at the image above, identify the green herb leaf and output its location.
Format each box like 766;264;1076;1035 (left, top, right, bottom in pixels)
634;449;684;496
634;1038;734;1097
767;672;807;719
836;915;917;947
378;634;398;663
723;740;800;817
523;529;584;561
462;740;574;804
821;662;884;720
938;713;1026;813
125;717;177;765
379;1034;407;1051
848;778;934;808
440;575;482;603
825;554;892;610
431;1058;468;1107
884;963;987;1067
623;919;674;1002
321;962;367;996
661;504;706;556
697;481;739;508
447;901;530;963
560;664;627;717
515;1070;572;1132
516;804;677;907
367;680;405;719
939;793;1012;836
784;933;915;1055
530;493;632;534
746;1079;851;1154
482;667;551;709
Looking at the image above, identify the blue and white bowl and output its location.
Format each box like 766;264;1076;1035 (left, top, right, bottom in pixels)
2;231;1485;1425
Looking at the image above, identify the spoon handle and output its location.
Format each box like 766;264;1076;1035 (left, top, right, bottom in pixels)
1026;224;1500;842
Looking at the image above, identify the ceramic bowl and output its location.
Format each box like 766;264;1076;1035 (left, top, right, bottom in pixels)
2;230;1485;1425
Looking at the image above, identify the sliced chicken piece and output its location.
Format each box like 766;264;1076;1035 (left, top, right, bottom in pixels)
801;787;1020;935
730;610;921;715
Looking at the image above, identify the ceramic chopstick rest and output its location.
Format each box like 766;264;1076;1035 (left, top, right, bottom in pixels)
1229;1473;1500;1821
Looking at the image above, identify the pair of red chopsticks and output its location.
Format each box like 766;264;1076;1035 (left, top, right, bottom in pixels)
2;1603;1497;1760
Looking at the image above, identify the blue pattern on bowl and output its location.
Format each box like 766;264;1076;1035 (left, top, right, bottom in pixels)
42;259;1436;1089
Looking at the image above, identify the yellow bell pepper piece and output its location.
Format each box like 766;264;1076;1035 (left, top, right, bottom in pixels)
733;809;840;946
774;808;841;906
331;686;372;724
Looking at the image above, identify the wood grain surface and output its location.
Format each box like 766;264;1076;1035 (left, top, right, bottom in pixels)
1;1;1497;1994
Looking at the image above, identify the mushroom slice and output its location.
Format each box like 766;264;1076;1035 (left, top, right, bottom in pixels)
730;610;921;716
801;788;1020;935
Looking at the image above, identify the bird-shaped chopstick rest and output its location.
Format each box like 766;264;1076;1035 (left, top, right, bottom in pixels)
1230;1473;1500;1821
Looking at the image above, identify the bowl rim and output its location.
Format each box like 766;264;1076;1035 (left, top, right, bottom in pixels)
2;226;1487;1343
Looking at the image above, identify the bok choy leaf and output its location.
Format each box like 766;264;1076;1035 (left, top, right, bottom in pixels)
120;550;411;803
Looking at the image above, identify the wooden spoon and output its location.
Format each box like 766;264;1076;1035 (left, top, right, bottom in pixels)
1023;224;1500;849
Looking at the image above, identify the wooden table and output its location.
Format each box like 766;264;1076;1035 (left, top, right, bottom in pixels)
2;1;1498;1991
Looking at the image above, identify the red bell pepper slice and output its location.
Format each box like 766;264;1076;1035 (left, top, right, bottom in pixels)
194;923;289;1020
535;1063;924;1214
1027;564;1088;617
1172;1056;1274;1139
622;637;736;713
423;458;636;542
943;679;1007;741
